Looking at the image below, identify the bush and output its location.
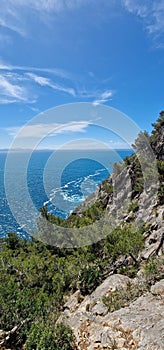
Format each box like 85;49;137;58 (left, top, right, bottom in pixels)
78;263;103;295
128;202;139;213
26;322;75;350
102;281;147;312
104;226;144;261
144;257;164;285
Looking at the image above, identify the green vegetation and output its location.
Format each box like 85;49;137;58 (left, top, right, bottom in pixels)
128;201;139;213
102;281;147;312
0;235;78;349
78;262;103;295
150;110;164;144
0;112;163;349
101;180;113;194
0;222;145;349
26;322;75;350
40;200;106;229
103;255;164;314
144;256;164;284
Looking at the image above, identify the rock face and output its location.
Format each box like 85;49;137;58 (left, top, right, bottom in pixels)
69;119;164;258
58;120;164;349
60;277;164;350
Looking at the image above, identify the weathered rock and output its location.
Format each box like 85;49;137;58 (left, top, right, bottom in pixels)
63;290;83;313
60;274;164;350
151;279;164;295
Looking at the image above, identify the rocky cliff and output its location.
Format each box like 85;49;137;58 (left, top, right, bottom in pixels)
59;113;164;350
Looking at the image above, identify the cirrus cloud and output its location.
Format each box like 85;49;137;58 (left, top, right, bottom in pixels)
5;120;90;139
26;73;75;97
122;0;164;39
93;90;113;106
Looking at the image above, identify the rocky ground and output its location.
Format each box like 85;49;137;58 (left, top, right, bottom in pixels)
59;202;164;350
59;277;164;349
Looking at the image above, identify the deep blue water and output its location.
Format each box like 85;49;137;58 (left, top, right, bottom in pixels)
0;149;133;238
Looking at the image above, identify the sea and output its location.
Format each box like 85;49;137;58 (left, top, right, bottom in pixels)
0;149;133;239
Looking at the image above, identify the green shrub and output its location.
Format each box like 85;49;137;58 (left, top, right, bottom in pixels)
144;256;164;286
104;226;144;261
78;263;103;295
26;322;75;350
101;181;113;194
102;282;147;312
128;202;139;213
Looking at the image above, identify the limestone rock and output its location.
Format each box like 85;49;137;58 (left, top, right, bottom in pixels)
60;274;164;350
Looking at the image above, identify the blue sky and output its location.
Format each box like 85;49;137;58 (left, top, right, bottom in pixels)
0;0;164;149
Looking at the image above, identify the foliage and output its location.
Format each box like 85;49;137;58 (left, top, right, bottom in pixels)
6;231;21;250
132;130;150;153
128;202;139;213
78;262;103;295
101;180;113;194
104;226;144;260
40;200;105;229
0;235;79;349
0;221;146;349
144;256;164;285
102;281;148;312
26;322;75;350
151;110;164;141
157;159;164;204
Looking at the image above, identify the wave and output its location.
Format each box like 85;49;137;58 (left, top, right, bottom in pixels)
44;167;108;217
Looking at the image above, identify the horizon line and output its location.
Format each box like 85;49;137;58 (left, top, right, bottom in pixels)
0;147;133;152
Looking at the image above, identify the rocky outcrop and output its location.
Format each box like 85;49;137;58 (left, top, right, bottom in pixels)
69;120;164;258
58;118;164;350
59;275;164;350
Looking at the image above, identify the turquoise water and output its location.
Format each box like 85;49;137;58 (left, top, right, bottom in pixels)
0;149;133;238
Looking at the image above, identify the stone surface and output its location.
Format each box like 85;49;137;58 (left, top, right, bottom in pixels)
151;279;164;295
60;274;164;350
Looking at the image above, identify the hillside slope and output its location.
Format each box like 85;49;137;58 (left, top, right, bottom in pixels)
58;112;164;350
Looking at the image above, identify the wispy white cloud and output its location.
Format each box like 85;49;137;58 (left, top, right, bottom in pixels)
0;61;71;79
122;0;164;39
26;73;75;97
0;98;18;105
0;0;89;36
0;66;75;104
122;0;149;17
0;73;30;104
0;60;114;105
1;0;164;44
93;90;113;106
148;1;164;35
0;1;26;36
5;121;90;138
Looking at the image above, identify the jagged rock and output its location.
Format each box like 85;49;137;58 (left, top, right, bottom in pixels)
89;301;108;316
140;243;160;260
63;290;84;313
60;274;164;350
